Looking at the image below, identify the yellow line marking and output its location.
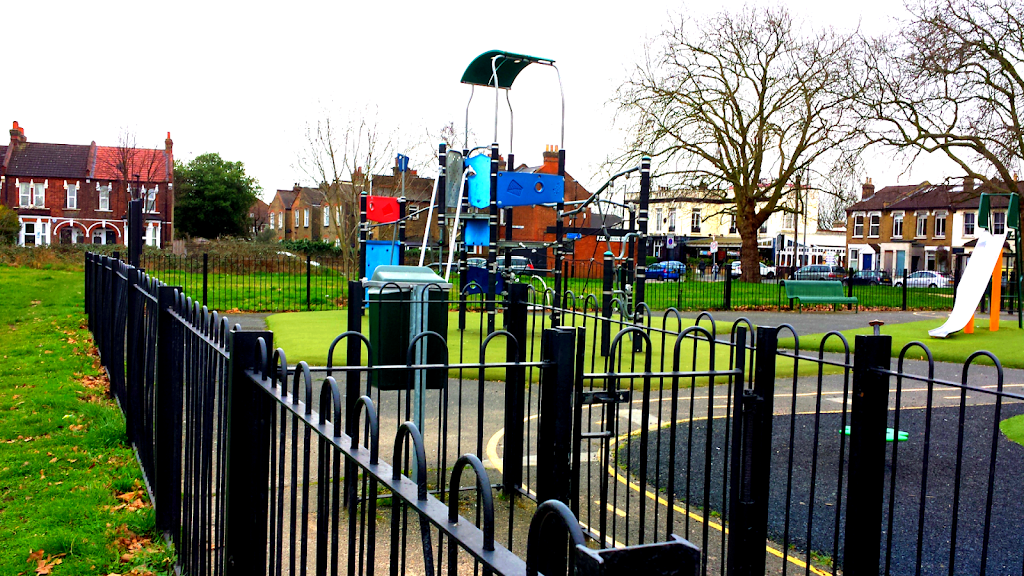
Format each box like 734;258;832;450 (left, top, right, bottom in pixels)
487;414;826;574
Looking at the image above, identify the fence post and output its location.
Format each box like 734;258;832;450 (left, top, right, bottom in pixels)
124;267;142;446
154;285;183;533
723;265;732;310
223;329;273;576
536;327;576;506
503;283;529;496
602;251;613;357
847;269;855;310
202;253;209;309
901;269;908;311
459;248;468;330
727;326;775;576
306;254;312;311
843;331;892;575
128;198;143;268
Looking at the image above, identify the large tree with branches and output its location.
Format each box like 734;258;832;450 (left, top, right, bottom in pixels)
858;0;1024;196
617;6;866;280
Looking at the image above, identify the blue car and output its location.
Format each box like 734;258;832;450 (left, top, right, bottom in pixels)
647;260;685;280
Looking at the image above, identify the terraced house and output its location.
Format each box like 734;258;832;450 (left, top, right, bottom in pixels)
846;178;1017;276
0;122;174;247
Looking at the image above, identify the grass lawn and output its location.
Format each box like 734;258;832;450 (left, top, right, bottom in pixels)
0;267;172;575
779;318;1022;368
265;309;836;384
1001;415;1024;447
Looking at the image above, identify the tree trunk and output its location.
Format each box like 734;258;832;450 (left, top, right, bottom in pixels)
737;202;763;283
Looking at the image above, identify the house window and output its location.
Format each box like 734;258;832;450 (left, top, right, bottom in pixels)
303;209;309;228
759;221;768;234
994;212;1006;234
934;212;947;238
668;210;676;232
19;182;46;208
23;222;37;245
729;214;737;234
294;210;300;227
868;213;880;237
853;214;864;237
98;184;110;211
66;182;77;209
654;208;663;232
690;209;701;233
145;187;158;212
269;212;275;230
963;212;975;236
784;212;795;229
916;213;928;237
144;187;157;212
892;212;903;238
323;206;330;227
278;212;284;229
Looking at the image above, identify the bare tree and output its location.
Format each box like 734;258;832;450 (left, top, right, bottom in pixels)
102;128;166;205
817;153;863;228
616;6;866;280
296;108;394;276
858;0;1024;194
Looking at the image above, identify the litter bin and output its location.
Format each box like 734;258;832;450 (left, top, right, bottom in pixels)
364;265;450;390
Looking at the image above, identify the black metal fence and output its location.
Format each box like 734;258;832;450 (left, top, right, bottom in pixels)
136;250;968;314
87;250;1024;576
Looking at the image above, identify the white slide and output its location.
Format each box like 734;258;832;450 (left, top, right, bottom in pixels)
929;230;1008;338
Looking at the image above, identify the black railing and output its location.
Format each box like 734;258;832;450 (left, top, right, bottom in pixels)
85;252;703;576
86;250;1022;576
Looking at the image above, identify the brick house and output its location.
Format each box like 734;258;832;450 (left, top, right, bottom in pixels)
288;187;326;242
0;122;174;247
267;187;298;240
846;178;1017;275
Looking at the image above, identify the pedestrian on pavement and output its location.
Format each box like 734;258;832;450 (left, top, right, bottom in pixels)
712;262;719;279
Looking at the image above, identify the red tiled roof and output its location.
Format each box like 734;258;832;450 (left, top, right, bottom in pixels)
3;142;92;178
93;146;171;182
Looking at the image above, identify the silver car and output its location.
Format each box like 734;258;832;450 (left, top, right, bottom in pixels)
894;270;953;288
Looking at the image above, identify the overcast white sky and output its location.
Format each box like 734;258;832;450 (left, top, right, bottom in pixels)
6;0;962;201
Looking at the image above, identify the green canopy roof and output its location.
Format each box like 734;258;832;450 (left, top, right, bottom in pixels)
460;50;555;89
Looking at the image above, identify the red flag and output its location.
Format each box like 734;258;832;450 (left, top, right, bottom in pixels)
366;196;400;223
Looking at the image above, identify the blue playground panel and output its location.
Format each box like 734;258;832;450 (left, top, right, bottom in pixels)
464;219;490;246
467;154;492;209
496;171;564;207
464;265;504;295
364;240;398;280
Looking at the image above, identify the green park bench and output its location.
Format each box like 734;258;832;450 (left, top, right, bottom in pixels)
781;280;859;313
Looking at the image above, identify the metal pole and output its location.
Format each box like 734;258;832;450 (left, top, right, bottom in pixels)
727;327;773;576
536;327;576;506
487;143;499;334
843;332;893;576
503;283;528;496
224;329;274;576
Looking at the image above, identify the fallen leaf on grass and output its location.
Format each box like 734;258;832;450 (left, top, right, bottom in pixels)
26;550;66;575
68;424;85;432
108;481;151;512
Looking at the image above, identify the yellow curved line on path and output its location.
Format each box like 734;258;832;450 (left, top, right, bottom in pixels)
487;415;828;575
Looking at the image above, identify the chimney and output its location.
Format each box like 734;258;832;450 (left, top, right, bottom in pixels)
164;132;173;154
10;121;26;145
541;145;560;175
964;175;975;194
861;177;875;200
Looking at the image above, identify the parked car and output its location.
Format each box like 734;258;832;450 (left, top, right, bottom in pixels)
648;260;685;280
791;265;846;281
730;260;777;279
467;257;487;269
894;270;953;288
846;270;893;286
